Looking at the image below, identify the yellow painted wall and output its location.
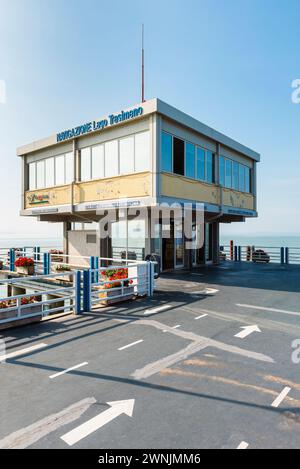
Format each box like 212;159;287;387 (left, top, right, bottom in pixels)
25;172;152;208
161;173;255;210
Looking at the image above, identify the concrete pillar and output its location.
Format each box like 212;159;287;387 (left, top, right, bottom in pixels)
212;222;220;265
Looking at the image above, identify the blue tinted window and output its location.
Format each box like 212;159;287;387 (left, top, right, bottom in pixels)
197;148;206;181
219;156;225;186
233;162;239;190
206;151;214;183
239;165;245;192
225;160;232;188
245;167;250;193
185;143;195;178
161;132;172;172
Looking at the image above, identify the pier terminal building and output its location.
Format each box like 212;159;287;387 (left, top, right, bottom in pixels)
17;99;260;270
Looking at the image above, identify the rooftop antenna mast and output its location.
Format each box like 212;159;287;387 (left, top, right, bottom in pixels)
141;24;145;103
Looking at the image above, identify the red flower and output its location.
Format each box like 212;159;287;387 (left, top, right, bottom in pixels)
15;257;34;267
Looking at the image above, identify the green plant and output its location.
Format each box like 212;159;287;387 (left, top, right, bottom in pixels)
55;264;71;272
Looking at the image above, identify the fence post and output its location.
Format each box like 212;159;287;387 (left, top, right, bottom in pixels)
83;270;91;312
94;256;99;284
285;247;289;265
280;247;285;265
238;246;242;262
150;262;155;296
147;262;151;297
90;256;95;284
9;249;15;272
234;246;238;262
43;252;50;275
74;270;82;315
230;240;234;261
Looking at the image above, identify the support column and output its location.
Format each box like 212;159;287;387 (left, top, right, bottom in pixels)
212;222;220;265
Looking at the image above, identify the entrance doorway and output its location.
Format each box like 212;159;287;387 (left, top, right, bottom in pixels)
162;220;184;270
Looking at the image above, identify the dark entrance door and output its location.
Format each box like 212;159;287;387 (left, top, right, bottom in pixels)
162;222;175;270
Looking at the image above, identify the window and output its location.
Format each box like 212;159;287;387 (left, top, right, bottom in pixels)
135;131;150;172
55;155;65;186
120;136;134;174
197;148;206;181
65;152;74;183
239;165;245;192
105;140;119;177
29;162;36;190
45;158;55;187
81;148;91;181
245;167;251;193
173;137;185;175
233;162;239;190
225;159;232;188
161;132;172;172
92;145;104;179
206;151;214;183
219;156;225;186
185;143;195;178
36;160;45;189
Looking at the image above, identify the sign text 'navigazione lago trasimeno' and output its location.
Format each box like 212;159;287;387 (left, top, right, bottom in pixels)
57;107;144;142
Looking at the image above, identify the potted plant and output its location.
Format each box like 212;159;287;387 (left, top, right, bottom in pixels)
49;249;64;262
97;268;135;305
15;257;35;275
53;264;73;282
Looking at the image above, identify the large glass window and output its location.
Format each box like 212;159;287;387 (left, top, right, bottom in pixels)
135;131;150;172
65;152;74;183
29;162;36;190
239;165;245;192
196;148;206;181
81;148;91;182
173;137;185;176
185;143;195;178
233;161;239;190
92;145;104;179
245;167;251;193
206;151;214;183
36;160;45;188
55;155;65;186
219;156;225;186
120;136;134;175
225;159;232;188
45;158;55;187
105;140;119;177
161;132;172;172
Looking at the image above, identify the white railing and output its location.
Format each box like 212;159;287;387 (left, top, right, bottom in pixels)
220;244;300;265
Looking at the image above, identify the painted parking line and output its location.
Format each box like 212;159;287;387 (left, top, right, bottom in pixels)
163;325;181;333
237;304;300;317
195;314;208;320
271;387;291;408
49;362;88;380
0;343;48;361
144;305;172;316
237;441;249;449
118;340;144;351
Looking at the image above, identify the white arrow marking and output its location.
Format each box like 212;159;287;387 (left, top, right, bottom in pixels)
234;325;261;339
237;441;249;449
190;288;219;295
61;399;135;446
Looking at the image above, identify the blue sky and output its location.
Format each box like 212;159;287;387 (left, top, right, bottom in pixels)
0;0;299;238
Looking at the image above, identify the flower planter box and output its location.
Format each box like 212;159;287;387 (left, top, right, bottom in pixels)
0;304;42;331
53;273;73;283
16;265;35;276
97;285;135;306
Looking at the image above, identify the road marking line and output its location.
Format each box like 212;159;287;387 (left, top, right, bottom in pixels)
144;305;172;315
0;343;48;361
118;340;143;351
0;397;96;449
237;304;300;317
271;386;291;408
237;441;249;449
195;314;208;320
49;362;88;379
190;288;219;295
163;325;181;333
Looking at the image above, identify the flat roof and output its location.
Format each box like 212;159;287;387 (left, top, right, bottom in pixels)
17;98;260;162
